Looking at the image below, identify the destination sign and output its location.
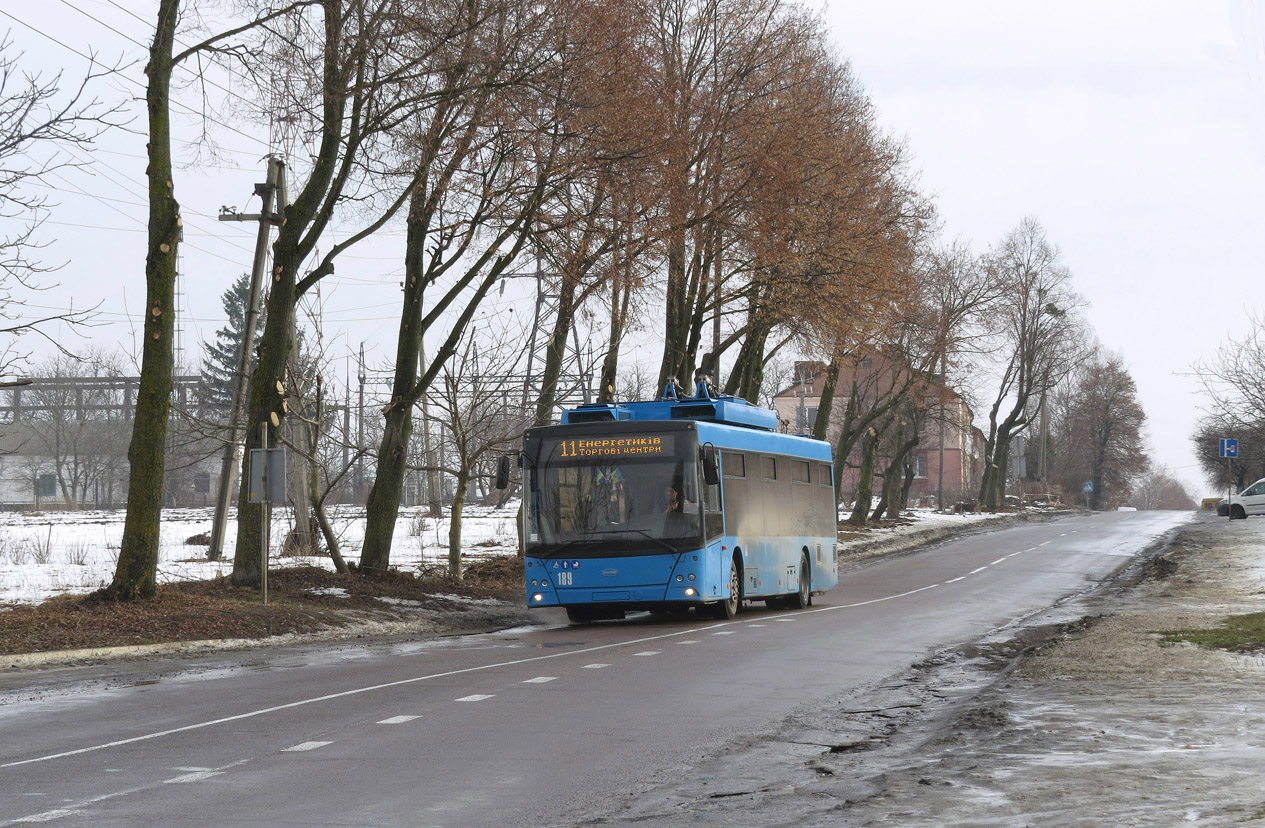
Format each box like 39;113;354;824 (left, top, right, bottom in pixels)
545;435;674;459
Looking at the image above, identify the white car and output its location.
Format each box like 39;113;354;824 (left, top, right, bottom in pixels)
1221;478;1265;519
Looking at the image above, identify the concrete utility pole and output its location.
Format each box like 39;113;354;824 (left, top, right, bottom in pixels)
207;156;285;561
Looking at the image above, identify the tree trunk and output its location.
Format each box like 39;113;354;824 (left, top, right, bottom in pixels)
448;463;470;579
874;432;917;520
233;0;347;588
104;0;181;600
812;357;840;442
847;428;878;525
360;190;428;573
361;405;413;573
534;281;575;426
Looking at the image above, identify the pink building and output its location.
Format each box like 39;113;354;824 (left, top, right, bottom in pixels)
771;360;983;508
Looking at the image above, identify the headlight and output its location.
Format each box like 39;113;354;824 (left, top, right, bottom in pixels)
532;593;544;602
684;587;696;597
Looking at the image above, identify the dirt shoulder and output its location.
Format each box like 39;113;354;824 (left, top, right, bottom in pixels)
0;557;533;669
577;512;1265;828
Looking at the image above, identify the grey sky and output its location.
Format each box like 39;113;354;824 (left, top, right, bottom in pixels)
826;1;1265;494
6;1;1263;496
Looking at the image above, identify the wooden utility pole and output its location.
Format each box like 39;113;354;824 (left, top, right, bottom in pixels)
208;156;285;561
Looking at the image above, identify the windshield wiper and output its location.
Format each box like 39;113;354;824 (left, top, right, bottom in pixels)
624;528;685;554
533;539;593;560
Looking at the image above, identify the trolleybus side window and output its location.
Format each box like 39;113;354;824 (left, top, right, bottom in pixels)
723;453;746;478
818;463;833;488
702;446;723;539
792;459;811;484
761;456;777;481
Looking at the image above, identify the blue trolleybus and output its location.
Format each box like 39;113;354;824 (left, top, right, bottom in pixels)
510;389;839;623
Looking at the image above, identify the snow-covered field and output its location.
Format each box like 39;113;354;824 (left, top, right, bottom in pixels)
0;502;1008;607
0;503;521;606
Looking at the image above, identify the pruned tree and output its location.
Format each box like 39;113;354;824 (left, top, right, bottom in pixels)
107;0;318;599
105;0;184;600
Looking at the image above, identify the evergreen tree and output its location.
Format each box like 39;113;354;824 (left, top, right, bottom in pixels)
200;274;263;414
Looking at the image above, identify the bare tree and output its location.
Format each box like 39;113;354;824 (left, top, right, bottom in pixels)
1190;312;1265;489
357;0;573;574
1050;350;1149;509
1129;466;1196;511
976;217;1086;510
428;328;530;578
0;34;114;387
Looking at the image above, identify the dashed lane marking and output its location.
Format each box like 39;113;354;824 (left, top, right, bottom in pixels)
455;694;495;702
377;716;420;724
282;741;332;752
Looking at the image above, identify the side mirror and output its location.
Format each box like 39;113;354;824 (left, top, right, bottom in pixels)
701;449;719;486
495;455;511;490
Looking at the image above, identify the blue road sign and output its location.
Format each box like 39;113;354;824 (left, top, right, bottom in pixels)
1220;438;1239;459
1082;481;1093;493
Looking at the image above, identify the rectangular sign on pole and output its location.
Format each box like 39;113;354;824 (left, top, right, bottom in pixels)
247;448;286;503
1219;438;1239;459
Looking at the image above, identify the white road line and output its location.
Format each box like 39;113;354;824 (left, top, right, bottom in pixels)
377;716;420;724
11;810;84;823
712;631;736;635
523;676;557;683
745;624;768;628
164;770;222;784
991;558;1007;565
455;694;495;702
282;741;332;752
945;576;965;583
2;760;250;827
582;663;610;668
632;651;660;656
970;567;988;574
677;640;700;644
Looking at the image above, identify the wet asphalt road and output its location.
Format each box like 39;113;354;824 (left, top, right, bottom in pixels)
0;510;1190;828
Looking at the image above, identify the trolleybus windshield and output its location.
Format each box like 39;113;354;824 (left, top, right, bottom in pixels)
526;433;703;556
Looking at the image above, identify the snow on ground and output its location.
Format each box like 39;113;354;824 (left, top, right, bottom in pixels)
0;503;1006;607
0;503;521;606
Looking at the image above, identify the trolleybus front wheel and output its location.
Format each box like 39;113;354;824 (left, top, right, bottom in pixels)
712;558;741;620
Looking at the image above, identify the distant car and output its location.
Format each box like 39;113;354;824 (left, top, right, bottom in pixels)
1219;479;1265;519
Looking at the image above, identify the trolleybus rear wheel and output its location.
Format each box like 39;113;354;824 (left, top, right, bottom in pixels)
788;552;811;609
712;558;740;620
